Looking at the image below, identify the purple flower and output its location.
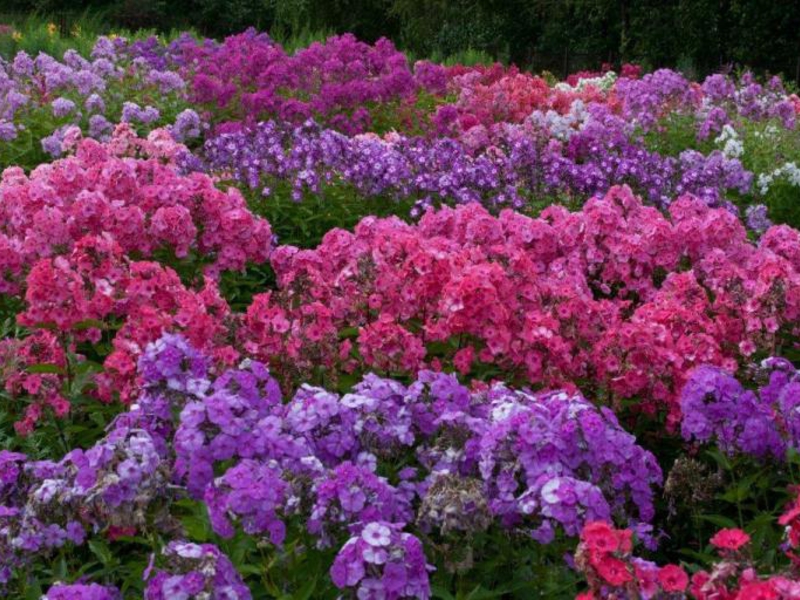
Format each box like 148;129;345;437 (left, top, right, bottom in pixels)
144;541;252;600
680;364;787;459
43;582;120;600
308;462;413;547
330;522;433;599
204;459;289;544
0;121;16;142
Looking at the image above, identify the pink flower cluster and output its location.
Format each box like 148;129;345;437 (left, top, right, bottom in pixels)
0;124;273;296
0;331;69;435
242;185;800;425
13;233;236;417
441;67;609;132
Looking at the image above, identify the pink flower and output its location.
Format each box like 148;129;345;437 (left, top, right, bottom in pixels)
658;564;689;592
710;528;750;551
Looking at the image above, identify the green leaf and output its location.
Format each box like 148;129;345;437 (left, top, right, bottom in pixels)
88;539;113;565
72;319;107;331
699;514;738;529
432;586;456;600
292;575;318;600
26;363;66;375
705;448;732;471
24;577;43;600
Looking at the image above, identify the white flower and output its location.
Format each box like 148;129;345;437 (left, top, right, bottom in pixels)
361;522;392;547
362;545;389;564
540;477;562;504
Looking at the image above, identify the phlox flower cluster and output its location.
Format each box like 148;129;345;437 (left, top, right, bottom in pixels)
0;425;169;586
680;356;800;460
43;583;121;600
10;232;237;419
575;503;800;600
478;390;661;543
0;331;663;595
0;37;195;165
330;522;433;599
242;185;800;424
443;68;609;131
0;330;69;435
0;123;273;296
176;30;447;134
574;521;689;598
151;333;660;550
195;114;755;220
144;541;252;600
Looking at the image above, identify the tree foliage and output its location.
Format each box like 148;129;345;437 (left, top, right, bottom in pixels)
6;0;800;80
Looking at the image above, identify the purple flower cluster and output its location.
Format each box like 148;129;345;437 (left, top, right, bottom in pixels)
191;115;754;217
204;458;289;544
172;358;287;496
176;30;444;135
43;582;121;600
330;522;433;599
308;462;414;547
0;327;662;594
0;425;169;586
681;358;800;460
0;37;195;166
478;389;662;543
144;541;252;600
616;68;797;135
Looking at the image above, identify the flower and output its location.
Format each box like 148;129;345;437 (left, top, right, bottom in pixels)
581;521;626;554
593;555;632;586
362;523;392;547
710;528;750;551
658;564;689;592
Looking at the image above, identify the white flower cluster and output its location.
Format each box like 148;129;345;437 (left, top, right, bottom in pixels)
714;124;744;159
528;99;590;140
757;161;800;195
554;70;617;93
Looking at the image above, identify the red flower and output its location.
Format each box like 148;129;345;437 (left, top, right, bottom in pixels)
690;570;713;600
710;528;750;551
658;564;689;592
575;593;595;600
734;580;779;600
779;499;800;526
593;555;632;586
581;521;622;554
107;525;137;541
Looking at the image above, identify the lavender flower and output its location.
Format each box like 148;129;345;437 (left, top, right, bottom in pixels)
330;522;433;599
308;462;413;546
681;366;777;458
144;541;252;600
478;389;662;542
43;582;121;600
203;459;289;544
0;121;16;142
681;359;800;460
170;109;202;142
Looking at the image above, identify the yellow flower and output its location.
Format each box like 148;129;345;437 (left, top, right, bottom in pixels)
71;24;81;38
109;33;118;41
47;22;57;36
11;31;22;42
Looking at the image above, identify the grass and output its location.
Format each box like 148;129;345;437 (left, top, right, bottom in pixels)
0;11;200;59
0;10;106;57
